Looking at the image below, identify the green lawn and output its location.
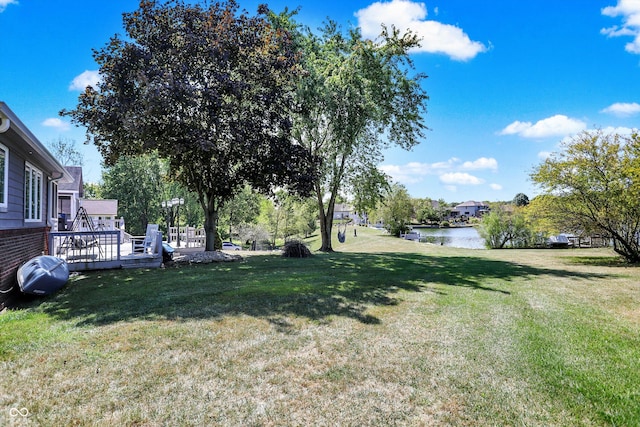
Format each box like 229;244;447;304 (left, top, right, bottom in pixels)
1;226;639;426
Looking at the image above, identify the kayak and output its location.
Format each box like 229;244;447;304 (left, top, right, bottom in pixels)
17;255;69;296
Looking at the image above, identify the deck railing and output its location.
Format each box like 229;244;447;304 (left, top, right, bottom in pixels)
168;226;206;247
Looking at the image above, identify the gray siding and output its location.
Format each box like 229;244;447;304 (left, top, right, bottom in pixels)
0;140;49;230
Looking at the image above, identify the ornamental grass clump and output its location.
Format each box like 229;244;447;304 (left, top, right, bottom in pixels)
281;240;312;258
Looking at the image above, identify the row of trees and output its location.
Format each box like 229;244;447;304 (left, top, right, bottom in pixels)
370;128;640;266
58;2;639;261
90;153;317;246
55;126;640;263
479;130;640;264
62;0;428;252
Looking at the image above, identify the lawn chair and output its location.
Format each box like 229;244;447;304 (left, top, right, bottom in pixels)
131;224;159;254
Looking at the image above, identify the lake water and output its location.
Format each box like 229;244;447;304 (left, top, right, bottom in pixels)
414;226;485;249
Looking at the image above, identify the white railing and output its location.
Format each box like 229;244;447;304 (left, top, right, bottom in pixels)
49;230;121;265
168;226;206;247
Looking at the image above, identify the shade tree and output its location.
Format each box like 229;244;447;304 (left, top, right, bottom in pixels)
272;12;428;251
62;0;315;251
531;130;640;262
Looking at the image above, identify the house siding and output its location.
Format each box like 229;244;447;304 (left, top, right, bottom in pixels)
2;149;26;226
0;143;49;229
0;102;70;308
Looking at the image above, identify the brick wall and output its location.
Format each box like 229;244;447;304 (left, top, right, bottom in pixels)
0;227;48;309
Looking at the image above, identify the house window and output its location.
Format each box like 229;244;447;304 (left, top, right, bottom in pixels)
0;143;7;209
24;162;43;221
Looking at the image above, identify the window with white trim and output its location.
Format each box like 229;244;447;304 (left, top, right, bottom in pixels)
24;162;43;221
49;179;58;220
0;143;7;209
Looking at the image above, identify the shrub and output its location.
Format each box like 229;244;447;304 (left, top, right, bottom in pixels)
479;210;533;249
282;240;312;258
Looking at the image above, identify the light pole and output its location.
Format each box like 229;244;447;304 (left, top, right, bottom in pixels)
172;197;184;247
161;200;173;241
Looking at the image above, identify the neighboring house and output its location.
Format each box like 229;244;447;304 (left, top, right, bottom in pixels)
57;165;83;230
58;166;124;233
0;102;72;308
333;203;353;220
450;201;490;218
80;198;123;231
332;203;368;225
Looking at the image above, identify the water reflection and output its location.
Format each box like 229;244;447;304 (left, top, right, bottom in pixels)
414;226;485;249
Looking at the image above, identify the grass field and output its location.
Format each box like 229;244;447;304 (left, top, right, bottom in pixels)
1;226;639;426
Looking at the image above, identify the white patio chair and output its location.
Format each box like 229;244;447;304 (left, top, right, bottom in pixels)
131;224;159;254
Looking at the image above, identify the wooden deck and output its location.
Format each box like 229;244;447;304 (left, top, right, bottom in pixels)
48;230;163;271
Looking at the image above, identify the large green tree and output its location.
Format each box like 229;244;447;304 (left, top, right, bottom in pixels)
274;13;428;251
531;130;640;262
62;0;314;251
478;209;532;249
513;192;530;207
376;183;414;237
218;185;261;242
102;153;165;236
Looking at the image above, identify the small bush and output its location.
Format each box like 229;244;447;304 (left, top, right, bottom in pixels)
282;240;312;258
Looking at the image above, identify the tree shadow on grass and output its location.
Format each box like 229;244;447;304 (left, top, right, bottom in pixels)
32;252;612;327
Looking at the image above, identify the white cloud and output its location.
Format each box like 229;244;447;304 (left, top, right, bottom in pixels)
379;162;429;184
602;0;640;54
499;114;586;139
380;156;498;186
355;0;487;61
461;157;498;171
489;183;502;190
0;0;17;13
599;125;636;135
538;151;552;160
558;126;636;144
42;118;70;131
69;70;101;91
439;172;484;185
601;102;640;116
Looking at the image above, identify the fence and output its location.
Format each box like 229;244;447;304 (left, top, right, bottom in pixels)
49;230;122;271
168;226;206;247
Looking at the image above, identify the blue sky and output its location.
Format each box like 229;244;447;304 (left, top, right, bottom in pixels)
1;0;639;203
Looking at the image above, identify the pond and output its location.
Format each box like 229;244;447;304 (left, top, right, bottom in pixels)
413;226;485;249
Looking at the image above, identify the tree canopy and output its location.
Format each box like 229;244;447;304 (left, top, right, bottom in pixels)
273;12;428;251
47;137;83;166
101;153;165;236
62;0;315;250
531;130;640;262
375;183;413;237
513;192;529;207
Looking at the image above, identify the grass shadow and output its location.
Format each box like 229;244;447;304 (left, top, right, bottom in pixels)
28;252;611;327
560;255;629;267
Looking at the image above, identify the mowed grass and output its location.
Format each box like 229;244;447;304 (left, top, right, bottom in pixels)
1;226;639;426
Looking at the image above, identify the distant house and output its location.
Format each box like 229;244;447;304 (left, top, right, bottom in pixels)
333;203;353;220
57;166;123;233
332;203;368;225
450;201;490;218
80;198;121;231
57;166;83;230
0;102;72;308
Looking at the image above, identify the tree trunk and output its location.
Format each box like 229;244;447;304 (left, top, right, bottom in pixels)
319;210;333;252
318;186;336;252
201;193;219;252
